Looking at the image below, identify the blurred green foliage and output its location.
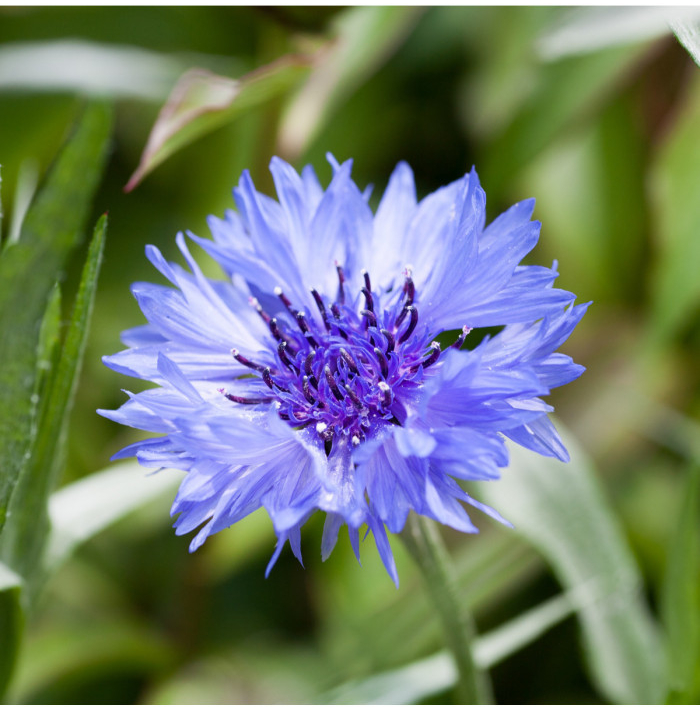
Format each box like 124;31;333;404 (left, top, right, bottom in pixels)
1;6;700;704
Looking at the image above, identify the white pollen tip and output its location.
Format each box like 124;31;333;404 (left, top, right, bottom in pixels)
316;422;328;433
351;435;361;446
431;341;440;348
231;348;239;356
404;264;414;275
273;286;283;295
378;382;390;392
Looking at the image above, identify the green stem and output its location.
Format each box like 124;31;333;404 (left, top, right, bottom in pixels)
401;514;492;704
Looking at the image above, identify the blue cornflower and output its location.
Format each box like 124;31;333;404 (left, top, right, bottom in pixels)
100;156;588;585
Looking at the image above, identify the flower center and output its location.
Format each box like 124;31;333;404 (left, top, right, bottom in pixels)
224;267;469;447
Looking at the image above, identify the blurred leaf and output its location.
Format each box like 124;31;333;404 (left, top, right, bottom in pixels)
648;77;700;345
10;620;175;704
278;6;423;158
517;94;647;305
0;102;111;537
661;465;700;702
143;647;320;704
476;426;665;704
0;216;107;591
0;562;23;700
481;43;651;196
0;39;185;99
321;589;579;704
537;7;700;60
125;55;314;191
44;461;184;575
670;19;700;67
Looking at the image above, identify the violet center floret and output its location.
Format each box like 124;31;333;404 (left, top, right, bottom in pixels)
225;266;469;451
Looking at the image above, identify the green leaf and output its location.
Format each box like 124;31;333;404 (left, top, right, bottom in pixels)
480;43;651;196
279;6;423;157
0;39;187;99
476;425;665;704
321;590;579;704
0;103;112;537
0;561;23;700
0;216;108;592
661;465;700;702
670;19;700;68
44;461;183;576
10;619;175;704
648;77;700;345
125;55;313;191
537;8;700;60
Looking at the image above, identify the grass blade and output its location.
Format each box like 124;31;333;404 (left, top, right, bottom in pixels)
0;103;111;537
476;424;665;704
0;216;107;590
661;465;700;702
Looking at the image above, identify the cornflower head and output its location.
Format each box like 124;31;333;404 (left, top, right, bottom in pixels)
100;155;588;585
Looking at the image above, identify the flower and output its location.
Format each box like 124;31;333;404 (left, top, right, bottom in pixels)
99;156;588;585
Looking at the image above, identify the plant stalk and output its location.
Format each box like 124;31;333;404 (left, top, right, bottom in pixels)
401;514;492;704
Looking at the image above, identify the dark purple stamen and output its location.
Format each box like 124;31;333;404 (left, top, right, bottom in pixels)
269;318;284;342
277;342;297;371
345;383;364;410
398;305;418;344
451;325;472;349
373;347;389;379
403;273;415;305
296;312;319;348
275;287;298;318
262;367;274;389
340;347;359;374
380;328;395;354
361;287;374;315
324;365;344;401
250;297;271;324
311;289;330;330
330;304;349;339
304;351;318;387
336;263;346;304
422;341;441;368
232;349;268;373
219;388;274;405
362;269;372;292
378;381;392;407
302;376;315;404
361;309;377;329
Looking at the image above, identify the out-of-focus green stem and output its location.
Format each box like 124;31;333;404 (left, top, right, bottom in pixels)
401;514;492;704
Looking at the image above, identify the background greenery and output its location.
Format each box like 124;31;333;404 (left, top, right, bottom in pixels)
1;6;699;704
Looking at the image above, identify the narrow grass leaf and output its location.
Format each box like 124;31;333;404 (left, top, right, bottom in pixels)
0;40;186;99
0;103;111;537
476;424;665;704
0;216;107;591
661;465;700;702
648;79;700;346
320;590;578;704
125;56;313;191
537;7;700;60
